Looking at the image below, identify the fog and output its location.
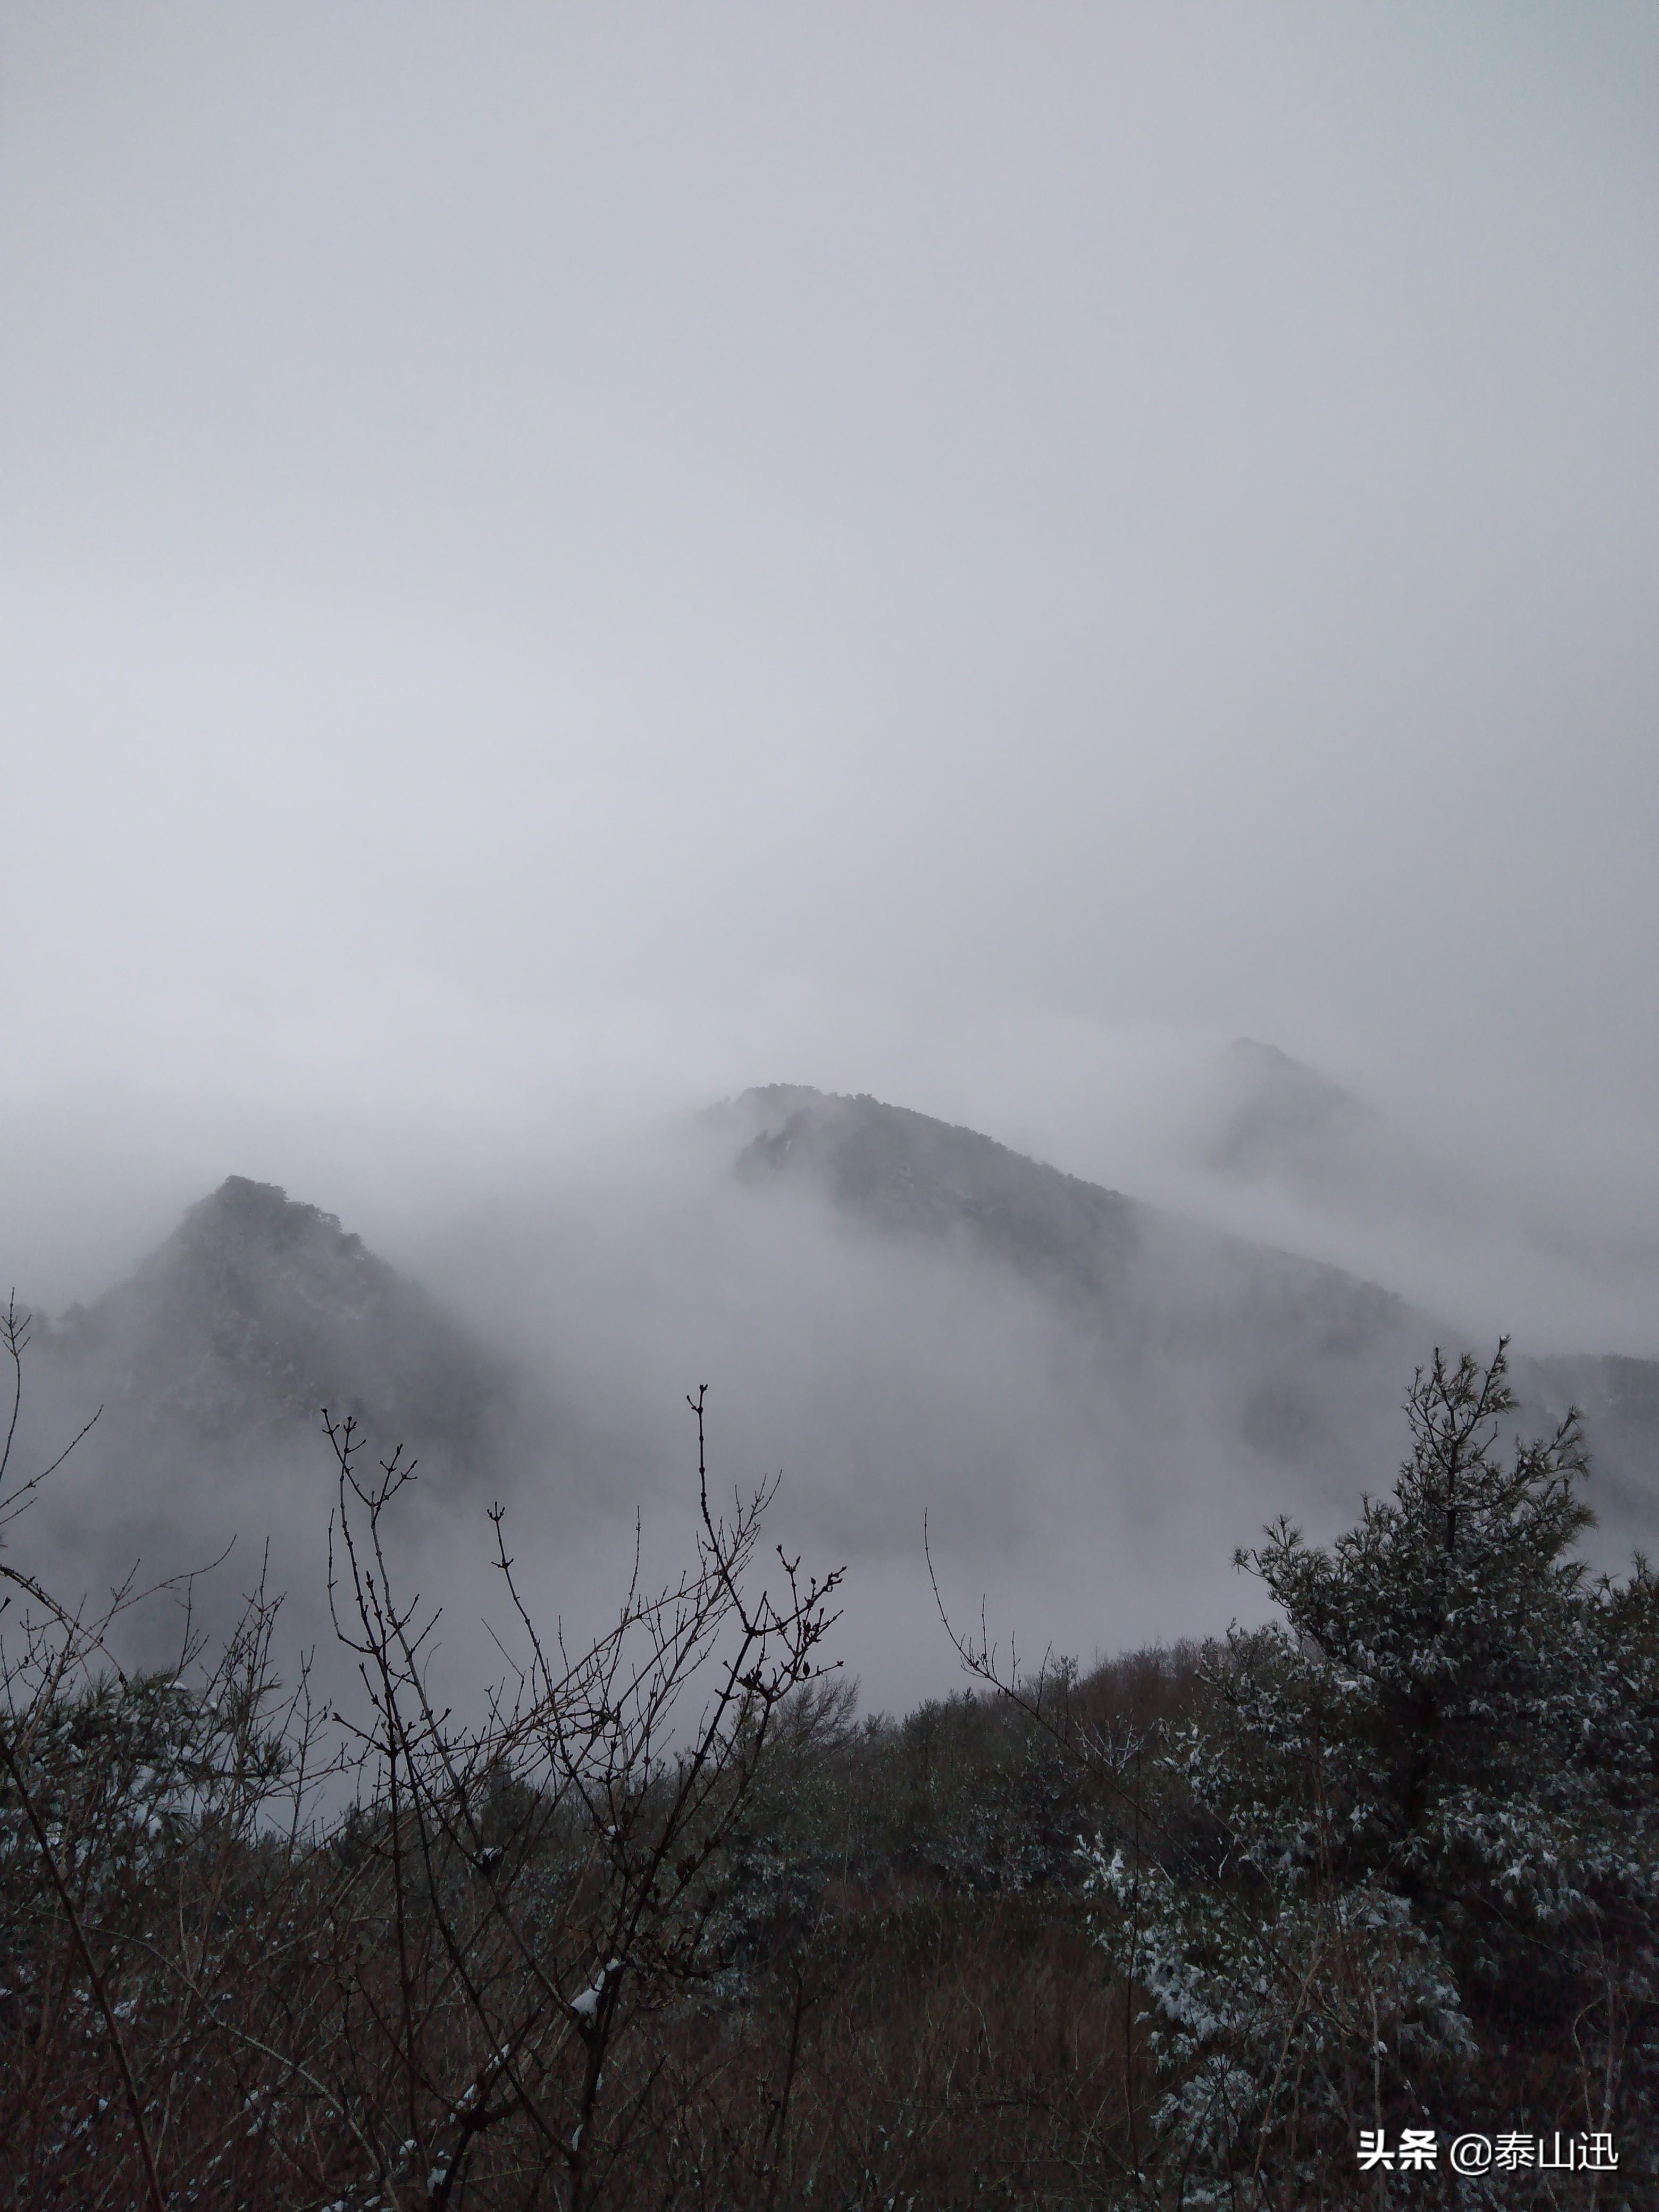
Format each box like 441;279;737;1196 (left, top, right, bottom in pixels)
6;1108;1393;1715
3;7;1657;1709
9;1083;1644;1721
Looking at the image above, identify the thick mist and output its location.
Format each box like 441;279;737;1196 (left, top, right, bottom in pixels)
2;9;1656;1717
8;1072;1650;1727
6;7;1659;1141
6;1105;1285;1715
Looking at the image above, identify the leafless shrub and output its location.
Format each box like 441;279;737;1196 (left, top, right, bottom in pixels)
1;1321;848;2209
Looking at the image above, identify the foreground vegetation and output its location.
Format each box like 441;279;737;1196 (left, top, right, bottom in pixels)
1;1303;1654;2208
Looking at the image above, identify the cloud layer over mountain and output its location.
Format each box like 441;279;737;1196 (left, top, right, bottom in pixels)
14;1080;1654;1714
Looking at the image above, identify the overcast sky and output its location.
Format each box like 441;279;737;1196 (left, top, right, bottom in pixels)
4;4;1658;1296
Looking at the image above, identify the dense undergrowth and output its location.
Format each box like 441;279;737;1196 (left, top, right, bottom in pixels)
2;1304;1654;2209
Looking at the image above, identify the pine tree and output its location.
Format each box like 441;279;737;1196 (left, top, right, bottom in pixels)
1088;1344;1659;2204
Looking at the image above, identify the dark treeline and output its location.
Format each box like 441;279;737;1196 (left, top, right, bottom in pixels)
1;1311;1654;2210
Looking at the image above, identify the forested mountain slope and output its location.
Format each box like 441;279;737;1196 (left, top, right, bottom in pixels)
721;1084;1658;1552
36;1175;508;1486
13;1097;1654;1661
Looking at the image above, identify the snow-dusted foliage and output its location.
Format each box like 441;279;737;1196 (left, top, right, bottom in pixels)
1084;1344;1659;2203
1093;1844;1474;2192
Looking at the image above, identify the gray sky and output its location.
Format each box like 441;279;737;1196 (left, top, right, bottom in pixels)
5;4;1658;1301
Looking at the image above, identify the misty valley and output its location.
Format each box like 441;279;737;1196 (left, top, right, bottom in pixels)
12;7;1659;2202
4;1070;1656;2208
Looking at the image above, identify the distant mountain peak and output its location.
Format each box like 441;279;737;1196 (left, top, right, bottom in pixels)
1221;1037;1360;1107
182;1175;362;1247
725;1084;1145;1308
1210;1040;1370;1178
157;1176;385;1292
47;1178;507;1476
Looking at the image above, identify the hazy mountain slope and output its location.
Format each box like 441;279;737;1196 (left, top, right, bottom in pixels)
9;1107;1652;1708
726;1084;1425;1471
733;1084;1144;1312
720;1085;1657;1553
732;1081;1408;1348
11;1177;518;1680
34;1175;511;1488
1522;1353;1659;1537
1177;1040;1659;1356
1204;1037;1378;1184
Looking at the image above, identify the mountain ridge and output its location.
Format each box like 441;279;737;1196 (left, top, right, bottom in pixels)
717;1083;1657;1540
40;1174;509;1483
18;1093;1656;1592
